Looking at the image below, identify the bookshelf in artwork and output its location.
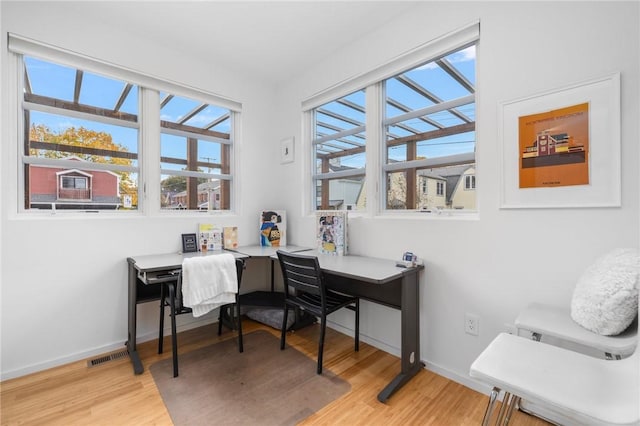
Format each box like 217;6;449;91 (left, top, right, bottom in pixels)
316;211;347;255
198;223;222;251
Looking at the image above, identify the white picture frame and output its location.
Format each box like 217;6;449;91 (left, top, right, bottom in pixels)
280;137;294;164
499;73;621;209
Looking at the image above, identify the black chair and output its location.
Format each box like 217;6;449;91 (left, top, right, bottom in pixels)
158;257;245;377
276;250;359;374
217;259;247;352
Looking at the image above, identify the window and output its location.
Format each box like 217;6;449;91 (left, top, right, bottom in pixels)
61;176;87;190
465;174;476;190
160;93;234;211
383;45;476;211
10;34;240;215
312;90;366;210
22;56;139;211
304;23;478;215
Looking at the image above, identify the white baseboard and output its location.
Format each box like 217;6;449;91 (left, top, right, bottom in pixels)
1;316;214;381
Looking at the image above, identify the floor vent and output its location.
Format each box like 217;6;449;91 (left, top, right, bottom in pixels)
87;349;129;368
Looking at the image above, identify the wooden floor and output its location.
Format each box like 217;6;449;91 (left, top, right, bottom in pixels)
1;319;551;425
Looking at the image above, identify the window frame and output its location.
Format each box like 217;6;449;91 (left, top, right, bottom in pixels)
465;174;476;190
8;33;242;217
302;22;479;217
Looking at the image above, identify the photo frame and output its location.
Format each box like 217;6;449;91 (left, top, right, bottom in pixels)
181;233;198;253
499;73;620;209
280;137;294;164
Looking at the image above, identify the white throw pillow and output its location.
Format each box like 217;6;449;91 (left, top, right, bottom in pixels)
570;248;640;335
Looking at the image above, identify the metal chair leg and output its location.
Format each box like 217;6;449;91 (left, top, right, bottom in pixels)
495;392;512;425
317;314;327;374
482;387;500;426
503;395;520;425
236;296;243;353
167;282;179;378
280;305;289;350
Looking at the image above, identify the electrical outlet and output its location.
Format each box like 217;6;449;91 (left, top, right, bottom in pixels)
465;313;479;336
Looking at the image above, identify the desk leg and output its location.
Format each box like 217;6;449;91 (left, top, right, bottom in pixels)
377;270;423;402
126;259;144;375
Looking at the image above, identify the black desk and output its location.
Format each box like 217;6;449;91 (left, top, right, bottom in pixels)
310;253;424;403
126;251;246;375
127;249;424;403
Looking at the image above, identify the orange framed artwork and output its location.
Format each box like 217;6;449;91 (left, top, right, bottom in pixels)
518;103;589;189
500;74;620;208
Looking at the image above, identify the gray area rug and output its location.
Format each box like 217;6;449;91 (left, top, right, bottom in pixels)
150;330;350;425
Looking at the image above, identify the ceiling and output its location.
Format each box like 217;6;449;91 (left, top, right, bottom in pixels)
72;1;419;85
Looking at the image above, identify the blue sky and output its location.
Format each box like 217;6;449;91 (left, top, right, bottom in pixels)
26;56;228;173
26;44;475;173
317;45;476;169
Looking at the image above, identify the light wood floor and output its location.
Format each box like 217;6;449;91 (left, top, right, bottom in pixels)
1;319;551;425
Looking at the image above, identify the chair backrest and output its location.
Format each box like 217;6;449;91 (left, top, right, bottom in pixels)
175;257;245;311
277;250;325;301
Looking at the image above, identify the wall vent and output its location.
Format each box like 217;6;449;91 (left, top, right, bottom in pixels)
87;349;129;368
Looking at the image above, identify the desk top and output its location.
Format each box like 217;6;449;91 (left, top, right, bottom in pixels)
128;250;247;272
273;251;423;284
227;245;311;258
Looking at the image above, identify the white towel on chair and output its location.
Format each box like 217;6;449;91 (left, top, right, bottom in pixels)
182;253;238;318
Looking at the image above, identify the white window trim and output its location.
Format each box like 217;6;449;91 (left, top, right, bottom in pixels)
302;21;479;111
9;33;241;112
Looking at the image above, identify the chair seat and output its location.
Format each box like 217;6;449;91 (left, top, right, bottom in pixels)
515;302;637;357
470;333;639;426
289;290;357;316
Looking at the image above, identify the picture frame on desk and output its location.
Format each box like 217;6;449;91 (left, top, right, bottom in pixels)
181;233;198;253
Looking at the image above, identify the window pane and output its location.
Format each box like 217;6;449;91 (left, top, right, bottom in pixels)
160;93;232;211
388;164;475;211
384;44;476;210
315;176;365;210
313;90;366;210
23;56;139;211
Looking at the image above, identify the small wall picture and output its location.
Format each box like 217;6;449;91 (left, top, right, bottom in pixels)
280;137;294;164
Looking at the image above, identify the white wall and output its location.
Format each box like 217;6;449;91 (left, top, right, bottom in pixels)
0;2;279;379
274;1;639;390
1;1;638;392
